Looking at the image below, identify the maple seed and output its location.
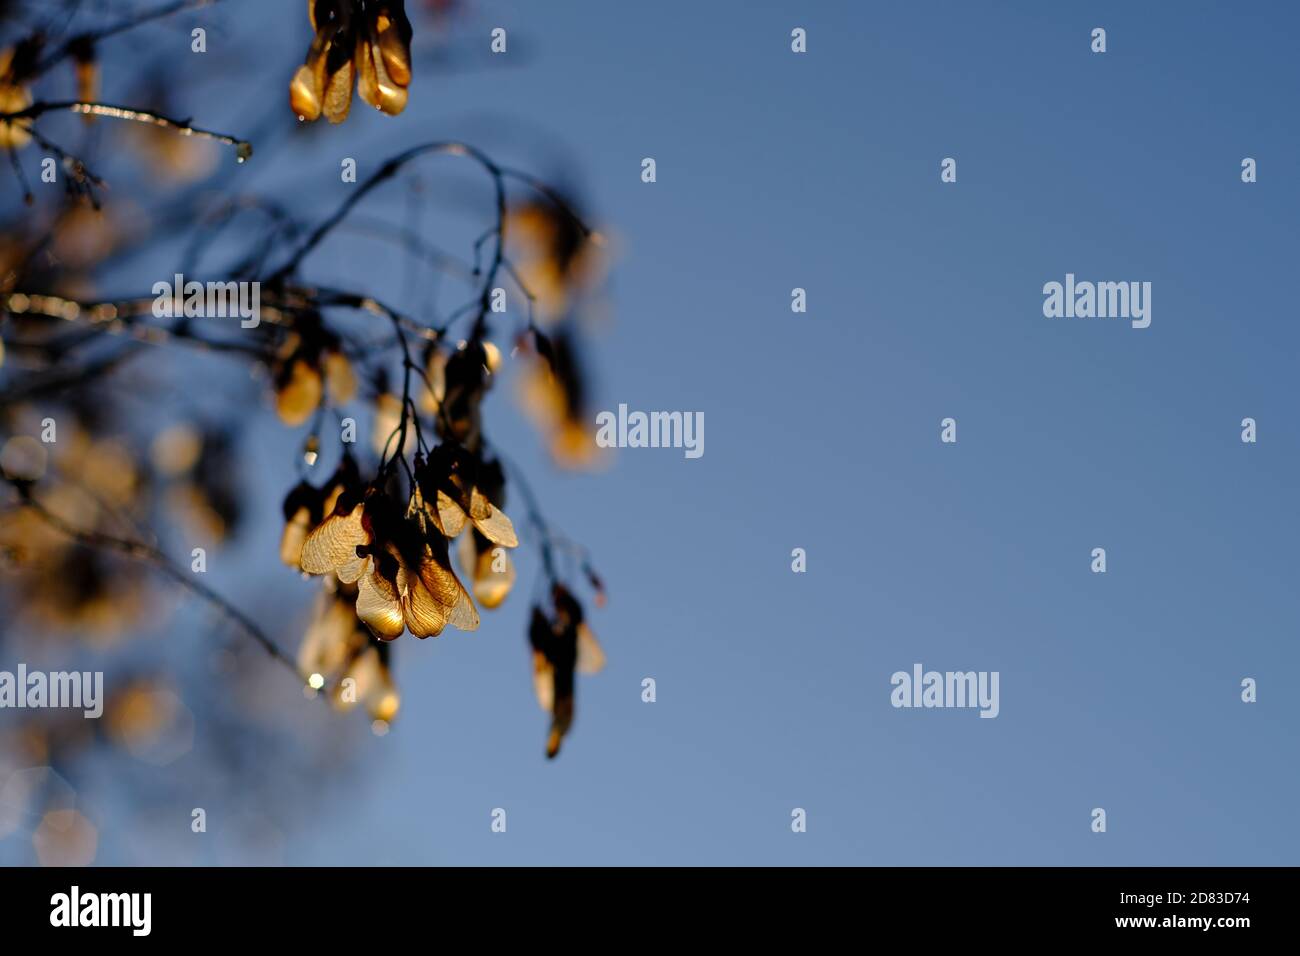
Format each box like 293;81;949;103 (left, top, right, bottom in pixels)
290;0;414;124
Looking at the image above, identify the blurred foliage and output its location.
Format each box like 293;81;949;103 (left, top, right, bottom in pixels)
0;0;612;865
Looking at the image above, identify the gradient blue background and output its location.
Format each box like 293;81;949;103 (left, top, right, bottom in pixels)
6;0;1300;865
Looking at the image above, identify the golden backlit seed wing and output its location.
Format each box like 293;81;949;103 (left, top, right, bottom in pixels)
417;552;480;632
0;47;33;149
354;35;379;108
468;486;493;521
331;653;374;715
357;566;404;639
471;502;517;548
436;490;468;537
576;623;606;675
376;6;413;87
300;504;367;574
532;650;555;713
401;575;450;638
277;358;323;426
424;503;446;536
335;646;401;722
378;38;411;89
280;506;313;566
457;532;515;609
324;351;357;404
322;482;346;516
417;488;447;536
336;554;366;584
455;525;475;572
418;552;461;607
355;35;408;116
289;26;334;121
374;54;408;115
322;59;354;124
298;590;362;679
289;62;324;121
447;586;480;632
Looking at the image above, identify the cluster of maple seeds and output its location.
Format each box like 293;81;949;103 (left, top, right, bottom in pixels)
283;443;514;641
279;436;605;757
290;0;414;124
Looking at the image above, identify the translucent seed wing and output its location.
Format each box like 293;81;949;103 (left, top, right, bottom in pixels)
532;650;555;713
356;566;404;639
300;504;367;574
334;645;379;714
462;534;515;609
419;551;461;608
375;59;408;115
447;586;480;632
436;490;468;538
322;59;354;124
419;552;480;632
277;358;323;426
289;63;323;121
471;502;518;548
576;622;606;675
363;34;407;115
376;6;413;87
336;554;367;584
401;576;449;638
354;32;380;111
298;590;357;678
468;486;493;521
280;506;313;566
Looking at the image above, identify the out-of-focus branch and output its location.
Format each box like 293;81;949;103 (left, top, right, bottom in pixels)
3;472;300;675
34;0;225;75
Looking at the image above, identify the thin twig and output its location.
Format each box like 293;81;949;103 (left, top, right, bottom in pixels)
1;101;251;160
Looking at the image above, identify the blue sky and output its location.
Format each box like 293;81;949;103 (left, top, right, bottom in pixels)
4;0;1299;865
